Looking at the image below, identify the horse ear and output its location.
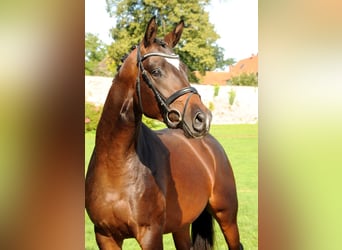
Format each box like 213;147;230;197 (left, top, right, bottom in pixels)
144;16;158;48
164;20;184;48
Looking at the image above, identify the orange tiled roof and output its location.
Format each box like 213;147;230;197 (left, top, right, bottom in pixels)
194;71;230;85
194;54;258;85
228;54;258;78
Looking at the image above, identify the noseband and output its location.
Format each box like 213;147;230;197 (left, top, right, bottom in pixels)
135;44;199;128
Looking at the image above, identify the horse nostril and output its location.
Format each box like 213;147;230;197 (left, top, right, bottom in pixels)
195;112;204;123
193;112;206;132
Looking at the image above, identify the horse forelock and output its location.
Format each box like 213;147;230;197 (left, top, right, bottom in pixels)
154;38;167;47
153;38;188;74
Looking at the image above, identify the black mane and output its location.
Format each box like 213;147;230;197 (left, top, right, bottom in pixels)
116;45;137;72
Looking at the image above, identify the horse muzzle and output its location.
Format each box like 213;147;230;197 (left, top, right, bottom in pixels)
182;109;212;138
165;107;211;138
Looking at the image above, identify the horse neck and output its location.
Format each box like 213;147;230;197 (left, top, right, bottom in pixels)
95;71;142;161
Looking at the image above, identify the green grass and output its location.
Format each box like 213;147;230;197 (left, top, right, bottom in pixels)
85;124;258;249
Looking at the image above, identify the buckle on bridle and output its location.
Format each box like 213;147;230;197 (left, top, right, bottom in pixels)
166;109;182;128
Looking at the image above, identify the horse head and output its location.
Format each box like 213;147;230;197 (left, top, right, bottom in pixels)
122;16;212;138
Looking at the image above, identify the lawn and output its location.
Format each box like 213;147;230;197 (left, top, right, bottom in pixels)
85;124;258;249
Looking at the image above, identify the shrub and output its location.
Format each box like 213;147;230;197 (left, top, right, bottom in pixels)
85;103;166;132
231;73;258;86
228;88;236;106
142;115;166;130
208;102;215;111
213;84;220;97
85;102;103;132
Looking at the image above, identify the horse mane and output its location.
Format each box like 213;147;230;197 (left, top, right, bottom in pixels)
116;45;138;72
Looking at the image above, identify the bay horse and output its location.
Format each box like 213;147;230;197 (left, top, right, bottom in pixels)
85;16;243;250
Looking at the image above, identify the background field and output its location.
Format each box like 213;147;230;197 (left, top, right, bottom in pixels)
85;124;258;249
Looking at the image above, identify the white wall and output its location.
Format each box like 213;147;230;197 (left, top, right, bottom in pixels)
85;76;258;124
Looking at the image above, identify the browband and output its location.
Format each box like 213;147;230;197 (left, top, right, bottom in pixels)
141;52;179;62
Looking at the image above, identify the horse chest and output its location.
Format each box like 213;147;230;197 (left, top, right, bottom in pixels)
88;160;166;232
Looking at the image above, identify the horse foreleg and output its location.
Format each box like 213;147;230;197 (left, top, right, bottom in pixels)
172;225;192;250
95;226;123;250
136;225;164;250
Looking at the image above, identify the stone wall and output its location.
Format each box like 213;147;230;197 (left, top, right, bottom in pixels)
85;76;258;124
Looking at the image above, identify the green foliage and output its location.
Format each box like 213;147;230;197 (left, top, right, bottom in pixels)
105;0;233;76
213;84;220;97
231;73;258;86
85;33;111;76
213;46;236;70
142;115;166;130
208;101;214;111
84;102;165;132
85;102;103;132
188;71;200;83
228;88;236;106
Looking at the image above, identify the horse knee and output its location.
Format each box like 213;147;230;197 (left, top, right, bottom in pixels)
172;226;192;250
95;228;122;250
136;226;164;250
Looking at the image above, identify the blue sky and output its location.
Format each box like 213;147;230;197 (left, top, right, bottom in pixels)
85;0;258;62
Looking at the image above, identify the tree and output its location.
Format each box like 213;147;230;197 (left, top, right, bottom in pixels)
105;0;234;80
214;46;236;70
85;33;110;76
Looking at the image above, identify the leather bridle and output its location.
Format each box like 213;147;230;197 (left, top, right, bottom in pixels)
135;44;200;128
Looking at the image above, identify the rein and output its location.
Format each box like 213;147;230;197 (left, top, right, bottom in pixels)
135;44;199;128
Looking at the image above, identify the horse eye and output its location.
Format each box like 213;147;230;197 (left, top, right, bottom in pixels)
151;68;162;77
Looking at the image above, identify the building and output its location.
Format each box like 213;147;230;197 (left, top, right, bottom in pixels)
228;54;258;78
194;54;258;85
